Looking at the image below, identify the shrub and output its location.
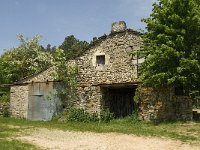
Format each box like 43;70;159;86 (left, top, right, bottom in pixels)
2;106;10;117
125;112;139;123
0;94;9;103
100;109;114;123
0;103;10;117
56;108;114;123
58;108;99;123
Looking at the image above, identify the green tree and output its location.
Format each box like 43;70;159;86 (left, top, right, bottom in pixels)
140;0;200;97
0;34;53;84
59;35;89;60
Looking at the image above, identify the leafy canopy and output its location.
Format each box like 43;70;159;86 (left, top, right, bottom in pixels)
0;34;86;103
0;34;53;84
140;0;200;95
58;35;89;60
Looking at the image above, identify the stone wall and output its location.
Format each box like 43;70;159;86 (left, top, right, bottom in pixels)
72;29;142;114
10;67;61;120
10;85;29;118
18;67;55;84
137;87;192;122
10;22;143;118
76;30;142;86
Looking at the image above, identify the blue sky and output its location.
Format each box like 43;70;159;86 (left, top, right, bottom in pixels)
0;0;156;55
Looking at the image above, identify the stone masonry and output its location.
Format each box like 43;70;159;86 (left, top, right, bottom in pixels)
10;67;61;120
10;21;192;121
71;21;142;114
137;87;192;122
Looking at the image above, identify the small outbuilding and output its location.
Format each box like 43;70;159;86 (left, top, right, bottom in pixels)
10;67;62;121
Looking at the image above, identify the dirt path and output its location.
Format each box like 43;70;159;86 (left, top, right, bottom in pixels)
17;128;199;150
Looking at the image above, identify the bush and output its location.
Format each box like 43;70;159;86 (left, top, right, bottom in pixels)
58;108;99;123
0;103;10;117
124;112;139;123
100;109;114;123
0;94;9;103
2;106;10;117
56;108;114;123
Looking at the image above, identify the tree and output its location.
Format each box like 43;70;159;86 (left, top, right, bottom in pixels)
0;34;53;84
46;44;56;53
140;0;200;97
58;35;89;60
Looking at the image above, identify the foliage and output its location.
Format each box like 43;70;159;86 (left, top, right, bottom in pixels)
58;35;89;60
140;0;200;97
0;102;10;117
100;109;114;123
1;106;10;117
0;34;53;84
57;108;99;123
0;34;85;105
0;89;9;102
55;108;114;123
52;48;78;107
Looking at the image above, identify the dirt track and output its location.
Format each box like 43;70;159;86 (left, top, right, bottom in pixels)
17;128;199;150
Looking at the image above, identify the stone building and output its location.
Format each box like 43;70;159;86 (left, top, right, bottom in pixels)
70;21;143;117
10;21;192;121
10;67;62;121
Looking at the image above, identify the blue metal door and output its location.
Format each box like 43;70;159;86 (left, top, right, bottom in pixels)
27;82;54;121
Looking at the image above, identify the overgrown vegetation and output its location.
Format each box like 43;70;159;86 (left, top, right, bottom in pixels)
52;48;79;107
139;0;200;101
0;34;88;105
55;108;114;123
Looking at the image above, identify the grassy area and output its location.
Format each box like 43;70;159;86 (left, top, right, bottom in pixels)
0;116;200;149
0;121;39;150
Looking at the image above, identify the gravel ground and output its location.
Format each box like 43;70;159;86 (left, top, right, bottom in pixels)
17;128;200;150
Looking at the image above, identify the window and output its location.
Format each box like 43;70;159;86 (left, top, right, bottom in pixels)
96;55;105;66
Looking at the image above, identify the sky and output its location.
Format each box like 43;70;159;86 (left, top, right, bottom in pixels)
0;0;156;55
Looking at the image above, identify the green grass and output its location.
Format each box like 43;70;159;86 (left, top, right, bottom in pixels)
0;119;40;150
0;116;200;149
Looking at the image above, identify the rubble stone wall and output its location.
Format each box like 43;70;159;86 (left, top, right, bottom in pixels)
73;30;142;113
10;85;29;118
137;87;192;122
19;67;55;83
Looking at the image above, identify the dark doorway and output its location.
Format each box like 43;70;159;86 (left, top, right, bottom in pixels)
103;86;136;117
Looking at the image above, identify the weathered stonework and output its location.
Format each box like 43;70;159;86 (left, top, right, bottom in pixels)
10;85;29;118
10;21;192;121
17;67;55;83
10;67;62;120
137;87;192;122
71;28;142;114
111;21;127;33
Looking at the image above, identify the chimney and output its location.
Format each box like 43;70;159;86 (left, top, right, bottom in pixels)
111;21;127;33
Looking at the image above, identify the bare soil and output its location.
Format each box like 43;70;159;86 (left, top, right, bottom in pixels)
16;128;200;150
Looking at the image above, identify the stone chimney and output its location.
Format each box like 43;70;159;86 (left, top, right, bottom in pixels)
111;21;127;33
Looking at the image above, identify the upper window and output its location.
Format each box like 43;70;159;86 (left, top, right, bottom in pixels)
96;55;105;66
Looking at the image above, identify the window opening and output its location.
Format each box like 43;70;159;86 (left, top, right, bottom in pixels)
96;55;105;66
